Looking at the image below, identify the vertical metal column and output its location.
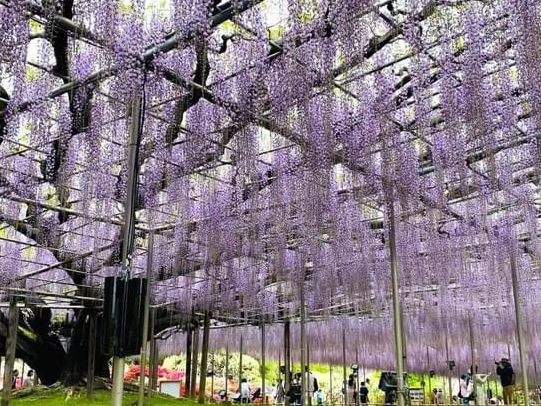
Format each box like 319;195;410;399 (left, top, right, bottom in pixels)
307;339;312;406
445;332;452;405
355;348;360;406
1;296;19;406
510;251;530;406
426;346;431;398
87;311;97;400
387;195;406;406
198;312;211;404
211;352;215;399
342;329;347;406
225;346;230;400
330;364;333;405
300;280;307;406
112;89;145;406
469;317;477;406
239;335;244;390
148;307;157;398
138;232;154;406
185;322;193;396
285;321;291;402
261;321;267;404
191;324;200;398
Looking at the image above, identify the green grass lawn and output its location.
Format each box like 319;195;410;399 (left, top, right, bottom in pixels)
11;388;200;406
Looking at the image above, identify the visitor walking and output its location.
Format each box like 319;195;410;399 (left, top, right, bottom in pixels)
303;367;318;405
345;374;356;406
430;388;438;405
436;388;445;404
240;378;251;403
495;358;515;405
288;373;302;406
459;374;473;406
315;388;325;406
359;381;369;406
473;370;490;405
275;378;286;405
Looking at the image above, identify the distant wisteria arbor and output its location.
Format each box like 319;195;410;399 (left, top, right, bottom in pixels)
0;0;540;389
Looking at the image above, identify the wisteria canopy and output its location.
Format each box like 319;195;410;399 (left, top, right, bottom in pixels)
0;0;541;385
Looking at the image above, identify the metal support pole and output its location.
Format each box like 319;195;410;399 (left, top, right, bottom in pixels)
330;364;333;405
225;346;230;400
149;307;157;398
111;357;125;406
198;311;211;404
426;346;431;398
285;320;291;403
261;321;267;404
112;88;145;406
138;232;154;406
185;322;193;396
87;311;97;400
387;195;406;406
211;352;215;399
445;332;452;405
307;339;312;406
191;324;200;398
510;251;530;406
300;280;307;406
342;329;347;406
469;317;477;406
239;335;243;389
1;296;19;406
356;348;360;406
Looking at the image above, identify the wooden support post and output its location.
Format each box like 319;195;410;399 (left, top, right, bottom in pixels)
198;312;211;404
191;323;200;398
87;311;97;400
2;296;19;406
185;322;193;396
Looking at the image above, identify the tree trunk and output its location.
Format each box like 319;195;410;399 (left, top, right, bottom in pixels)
0;308;65;385
59;308;110;386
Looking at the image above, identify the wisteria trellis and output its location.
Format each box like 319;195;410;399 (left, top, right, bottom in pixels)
0;0;541;381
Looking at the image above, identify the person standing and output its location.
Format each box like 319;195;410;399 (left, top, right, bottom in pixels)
496;358;515;405
359;381;369;406
430;388;438;405
303;367;317;405
240;378;251;403
473;370;490;405
459;374;473;406
275;378;286;405
315;388;325;406
346;375;356;406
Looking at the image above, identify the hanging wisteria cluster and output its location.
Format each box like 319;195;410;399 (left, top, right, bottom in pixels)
1;0;541;375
